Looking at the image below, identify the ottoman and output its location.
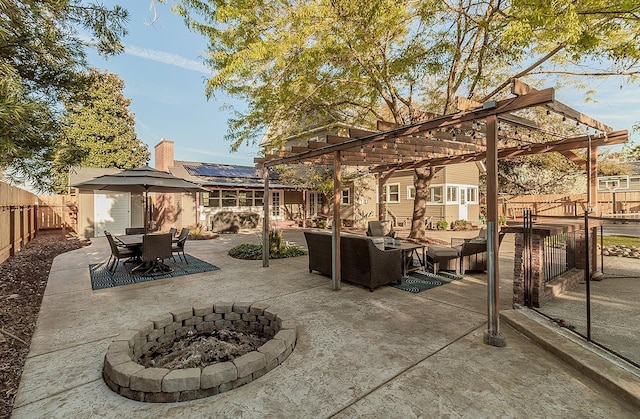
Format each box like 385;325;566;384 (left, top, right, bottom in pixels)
427;246;460;273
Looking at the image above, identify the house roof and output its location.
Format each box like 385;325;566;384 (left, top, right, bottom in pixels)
168;161;292;189
626;161;640;175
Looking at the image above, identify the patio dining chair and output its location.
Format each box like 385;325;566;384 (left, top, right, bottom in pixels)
366;221;396;238
169;227;177;238
135;233;173;275
105;232;137;273
172;228;190;263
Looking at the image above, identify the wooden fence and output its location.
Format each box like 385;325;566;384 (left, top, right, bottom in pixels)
0;181;76;264
500;191;640;219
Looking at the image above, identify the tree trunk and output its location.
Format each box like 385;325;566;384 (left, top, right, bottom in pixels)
409;167;437;240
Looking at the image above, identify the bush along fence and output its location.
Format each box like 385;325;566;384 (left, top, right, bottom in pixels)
0;181;75;264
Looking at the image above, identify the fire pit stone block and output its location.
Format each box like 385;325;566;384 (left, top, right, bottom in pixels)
102;301;297;403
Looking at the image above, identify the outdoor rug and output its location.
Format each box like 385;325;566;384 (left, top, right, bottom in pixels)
390;270;464;293
89;254;220;290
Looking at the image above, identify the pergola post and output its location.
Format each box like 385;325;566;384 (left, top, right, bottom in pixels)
588;141;599;274
332;151;342;290
262;168;270;268
588;142;598;214
484;115;506;347
377;174;386;221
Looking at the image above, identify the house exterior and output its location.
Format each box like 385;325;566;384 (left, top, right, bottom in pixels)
263;125;483;229
376;163;482;228
69;140;303;238
154;140;303;232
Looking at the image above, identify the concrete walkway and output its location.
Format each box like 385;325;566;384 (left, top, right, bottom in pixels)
12;229;640;417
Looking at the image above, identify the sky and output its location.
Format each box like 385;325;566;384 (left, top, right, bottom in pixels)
85;1;259;167
85;2;640;170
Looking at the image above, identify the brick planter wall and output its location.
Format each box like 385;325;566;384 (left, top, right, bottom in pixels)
512;228;587;308
103;302;297;403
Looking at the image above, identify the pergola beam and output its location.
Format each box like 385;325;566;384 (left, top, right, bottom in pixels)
261;88;555;168
369;130;628;172
511;79;612;132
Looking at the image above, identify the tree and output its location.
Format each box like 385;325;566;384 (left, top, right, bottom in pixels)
50;69;150;193
173;0;640;238
0;0;129;190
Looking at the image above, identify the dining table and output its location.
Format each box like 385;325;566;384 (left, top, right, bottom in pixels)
115;233;178;274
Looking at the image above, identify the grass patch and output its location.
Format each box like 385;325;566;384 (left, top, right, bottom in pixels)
601;235;640;247
228;243;307;260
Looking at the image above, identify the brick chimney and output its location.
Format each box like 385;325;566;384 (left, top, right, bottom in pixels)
155;139;174;172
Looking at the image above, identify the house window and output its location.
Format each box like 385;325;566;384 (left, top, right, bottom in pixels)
341;189;350;205
203;189;265;208
254;191;264;206
204;190;221;207
428;186;443;203
386;184;400;203
222;190;237;207
407;186;416;200
467;187;478;203
271;191;281;216
447;186;458;203
238;191;249;206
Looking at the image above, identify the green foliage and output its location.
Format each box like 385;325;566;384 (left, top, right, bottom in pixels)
499;154;586;195
0;0;129;190
436;220;448;230
498;215;507;226
228;243;307;260
601;235;640;247
174;0;518;149
228;244;263;259
51;69;150;192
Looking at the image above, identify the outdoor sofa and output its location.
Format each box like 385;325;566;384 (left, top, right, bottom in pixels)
304;231;402;291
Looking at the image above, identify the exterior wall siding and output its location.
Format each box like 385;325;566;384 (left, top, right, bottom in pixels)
444;162;479;184
368;164;481;228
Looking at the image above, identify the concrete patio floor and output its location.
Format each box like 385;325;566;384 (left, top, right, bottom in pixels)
12;229;640;417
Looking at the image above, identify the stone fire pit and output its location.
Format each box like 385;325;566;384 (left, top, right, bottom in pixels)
103;302;297;403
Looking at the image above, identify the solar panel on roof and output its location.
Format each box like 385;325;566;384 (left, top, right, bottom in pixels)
184;164;257;178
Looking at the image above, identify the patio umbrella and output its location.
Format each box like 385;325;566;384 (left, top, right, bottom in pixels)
72;165;208;233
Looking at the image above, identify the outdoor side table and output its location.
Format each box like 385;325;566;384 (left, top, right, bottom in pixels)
385;241;426;276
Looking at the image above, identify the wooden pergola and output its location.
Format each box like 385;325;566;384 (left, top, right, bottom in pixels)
255;79;628;346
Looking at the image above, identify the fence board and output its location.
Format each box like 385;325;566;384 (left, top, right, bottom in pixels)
500;192;640;218
0;181;75;265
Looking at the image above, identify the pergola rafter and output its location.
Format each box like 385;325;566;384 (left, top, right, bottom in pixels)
256;79;629;348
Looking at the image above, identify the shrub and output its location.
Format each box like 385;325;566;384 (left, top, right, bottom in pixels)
186;223;218;240
228;243;307;260
436;220;448;230
452;220;469;231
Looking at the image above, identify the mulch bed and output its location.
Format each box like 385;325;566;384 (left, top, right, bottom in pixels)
0;231;86;418
138;329;269;369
